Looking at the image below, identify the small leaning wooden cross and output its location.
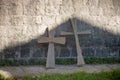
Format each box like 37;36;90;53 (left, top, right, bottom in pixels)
38;26;66;68
60;18;91;66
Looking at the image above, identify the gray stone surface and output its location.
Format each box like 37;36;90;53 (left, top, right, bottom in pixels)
20;48;30;58
32;48;45;57
60;48;70;57
71;49;77;57
0;64;120;77
82;48;95;58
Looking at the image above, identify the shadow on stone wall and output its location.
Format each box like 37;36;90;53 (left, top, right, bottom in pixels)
0;17;120;64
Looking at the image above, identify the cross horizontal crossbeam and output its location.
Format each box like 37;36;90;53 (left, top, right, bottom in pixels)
60;30;91;35
38;37;66;44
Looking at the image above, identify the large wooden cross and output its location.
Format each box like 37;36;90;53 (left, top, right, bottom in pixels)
38;27;66;68
60;19;91;66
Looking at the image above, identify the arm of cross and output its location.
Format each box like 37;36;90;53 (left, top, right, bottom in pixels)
38;37;66;44
37;26;66;68
60;30;91;35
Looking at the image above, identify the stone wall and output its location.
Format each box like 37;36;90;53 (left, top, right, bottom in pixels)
0;0;120;62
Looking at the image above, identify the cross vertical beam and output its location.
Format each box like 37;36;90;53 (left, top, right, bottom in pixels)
70;19;85;66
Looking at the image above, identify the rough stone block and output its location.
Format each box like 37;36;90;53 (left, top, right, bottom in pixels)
35;16;41;24
60;0;74;16
95;47;110;58
23;16;34;25
79;36;93;47
59;48;70;57
20;48;30;58
76;19;93;31
111;0;120;16
60;6;74;16
0;5;8;15
20;40;37;49
55;46;61;57
28;58;45;65
0;16;11;25
32;48;45;57
42;16;55;25
75;6;89;16
23;16;42;25
85;0;99;7
99;0;115;16
109;47;120;57
82;48;95;58
45;6;60;16
71;48;77;57
104;37;119;47
22;25;47;40
36;0;45;15
23;0;45;15
6;0;23;15
36;5;45;15
55;16;63;25
89;37;104;47
45;0;62;6
14;59;28;65
42;47;48;58
89;7;103;16
4;48;16;58
65;36;76;47
116;26;120;36
23;0;36;15
55;19;73;34
10;16;23;26
0;51;4;59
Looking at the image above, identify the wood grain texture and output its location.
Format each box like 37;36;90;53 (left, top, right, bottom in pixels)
46;27;55;68
60;30;91;35
70;19;85;66
38;37;66;44
46;43;55;68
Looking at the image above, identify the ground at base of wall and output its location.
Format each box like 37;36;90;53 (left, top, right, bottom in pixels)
0;58;120;66
0;65;120;80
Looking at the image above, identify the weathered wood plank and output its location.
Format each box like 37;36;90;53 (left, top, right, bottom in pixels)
46;27;55;68
70;19;85;66
60;30;91;35
38;37;66;44
46;43;55;68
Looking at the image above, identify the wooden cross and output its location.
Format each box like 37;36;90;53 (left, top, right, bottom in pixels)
60;19;91;66
38;27;66;68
